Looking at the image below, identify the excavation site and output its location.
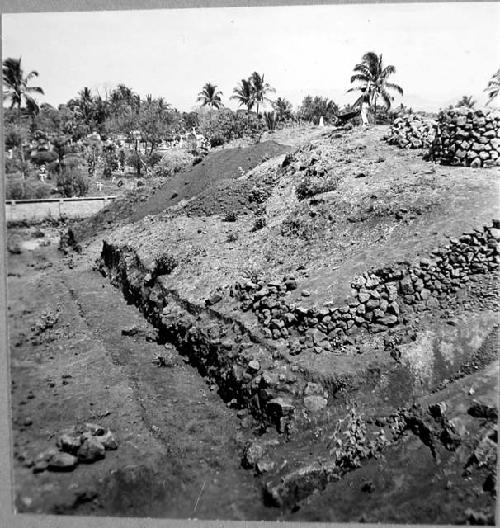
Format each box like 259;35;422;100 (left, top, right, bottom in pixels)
7;120;499;523
3;5;500;524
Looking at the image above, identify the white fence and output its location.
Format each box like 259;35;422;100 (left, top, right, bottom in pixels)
5;196;116;222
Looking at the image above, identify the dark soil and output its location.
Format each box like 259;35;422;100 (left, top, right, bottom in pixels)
72;140;289;242
8;243;279;519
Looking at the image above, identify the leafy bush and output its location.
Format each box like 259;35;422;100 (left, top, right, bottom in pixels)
126;150;147;175
145;151;162;168
5;157;31;175
264;111;277;131
30;150;58;166
296;175;338;200
248;186;270;205
223;211;238;222
6;178;53;200
56;168;89;197
280;216;315;240
153;150;194;178
298;96;338;124
251;217;267;232
199;108;264;146
226;232;238;243
6;179;25;200
154;254;178;276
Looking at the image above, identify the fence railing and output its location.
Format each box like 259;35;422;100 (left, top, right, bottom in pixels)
5;195;117;222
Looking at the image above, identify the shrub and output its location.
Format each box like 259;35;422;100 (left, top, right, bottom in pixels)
154;254;178;276
30;150;58;166
226;232;238;243
264;111;277;131
6;178;53;200
223;211;238;222
298;96;338;124
5;157;31;175
199;108;264;147
6;179;25;200
251;217;267;232
154;150;193;178
296;175;338;200
56;168;89;197
145;151;162;168
248;186;270;205
126;150;147;175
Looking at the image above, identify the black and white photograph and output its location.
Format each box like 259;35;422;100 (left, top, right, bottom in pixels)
1;1;499;524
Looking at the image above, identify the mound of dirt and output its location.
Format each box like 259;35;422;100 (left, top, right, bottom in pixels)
72;140;290;242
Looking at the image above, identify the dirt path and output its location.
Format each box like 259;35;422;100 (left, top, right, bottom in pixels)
9;243;276;519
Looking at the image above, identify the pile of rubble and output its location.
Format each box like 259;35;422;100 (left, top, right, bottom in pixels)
30;423;118;473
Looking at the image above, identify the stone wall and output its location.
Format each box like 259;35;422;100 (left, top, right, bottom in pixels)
427;107;500;167
384;114;436;149
233;223;499;356
101;222;499;433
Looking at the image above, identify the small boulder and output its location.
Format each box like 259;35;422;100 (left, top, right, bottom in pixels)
48;452;78;472
77;437;106;463
56;433;82;455
99;431;119;450
242;442;264;469
256;458;276;474
303;395;328;413
85;423;106;436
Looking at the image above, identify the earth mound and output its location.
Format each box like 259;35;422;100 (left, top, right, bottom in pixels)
53;125;500;521
71;140;290;242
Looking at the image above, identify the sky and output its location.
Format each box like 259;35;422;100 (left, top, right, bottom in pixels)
2;2;500;112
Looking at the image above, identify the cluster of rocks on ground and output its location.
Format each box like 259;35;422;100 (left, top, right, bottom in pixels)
384;113;436;149
428;107;500;167
27;423;118;474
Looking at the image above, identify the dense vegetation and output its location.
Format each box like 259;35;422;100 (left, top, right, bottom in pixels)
4;52;498;200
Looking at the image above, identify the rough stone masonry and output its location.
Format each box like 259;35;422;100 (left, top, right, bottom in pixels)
428;107;500;167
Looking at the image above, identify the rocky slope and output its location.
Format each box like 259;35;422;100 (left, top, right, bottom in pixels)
82;125;499;520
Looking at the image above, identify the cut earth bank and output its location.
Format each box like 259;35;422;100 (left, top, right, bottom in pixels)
11;124;499;522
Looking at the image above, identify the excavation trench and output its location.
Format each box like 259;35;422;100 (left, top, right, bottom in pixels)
100;241;307;433
99;235;499;512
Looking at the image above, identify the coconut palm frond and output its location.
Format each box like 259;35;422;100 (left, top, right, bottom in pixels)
348;52;403;113
379;89;393;109
384;82;403;96
2;57;45;109
26;85;45;95
350;73;369;85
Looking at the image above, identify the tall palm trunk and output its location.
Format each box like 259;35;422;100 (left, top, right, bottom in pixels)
15;106;28;179
135;139;141;177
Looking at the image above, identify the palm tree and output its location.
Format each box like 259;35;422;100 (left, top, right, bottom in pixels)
272;97;293;122
78;86;94;127
456;95;475;108
109;84;137;116
26;97;40;133
197;82;223;111
230;78;255;120
348;52;403;117
485;69;500;105
2;57;44;110
249;72;275;117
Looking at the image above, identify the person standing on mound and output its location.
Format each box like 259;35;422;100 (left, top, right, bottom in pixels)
360;88;370;127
